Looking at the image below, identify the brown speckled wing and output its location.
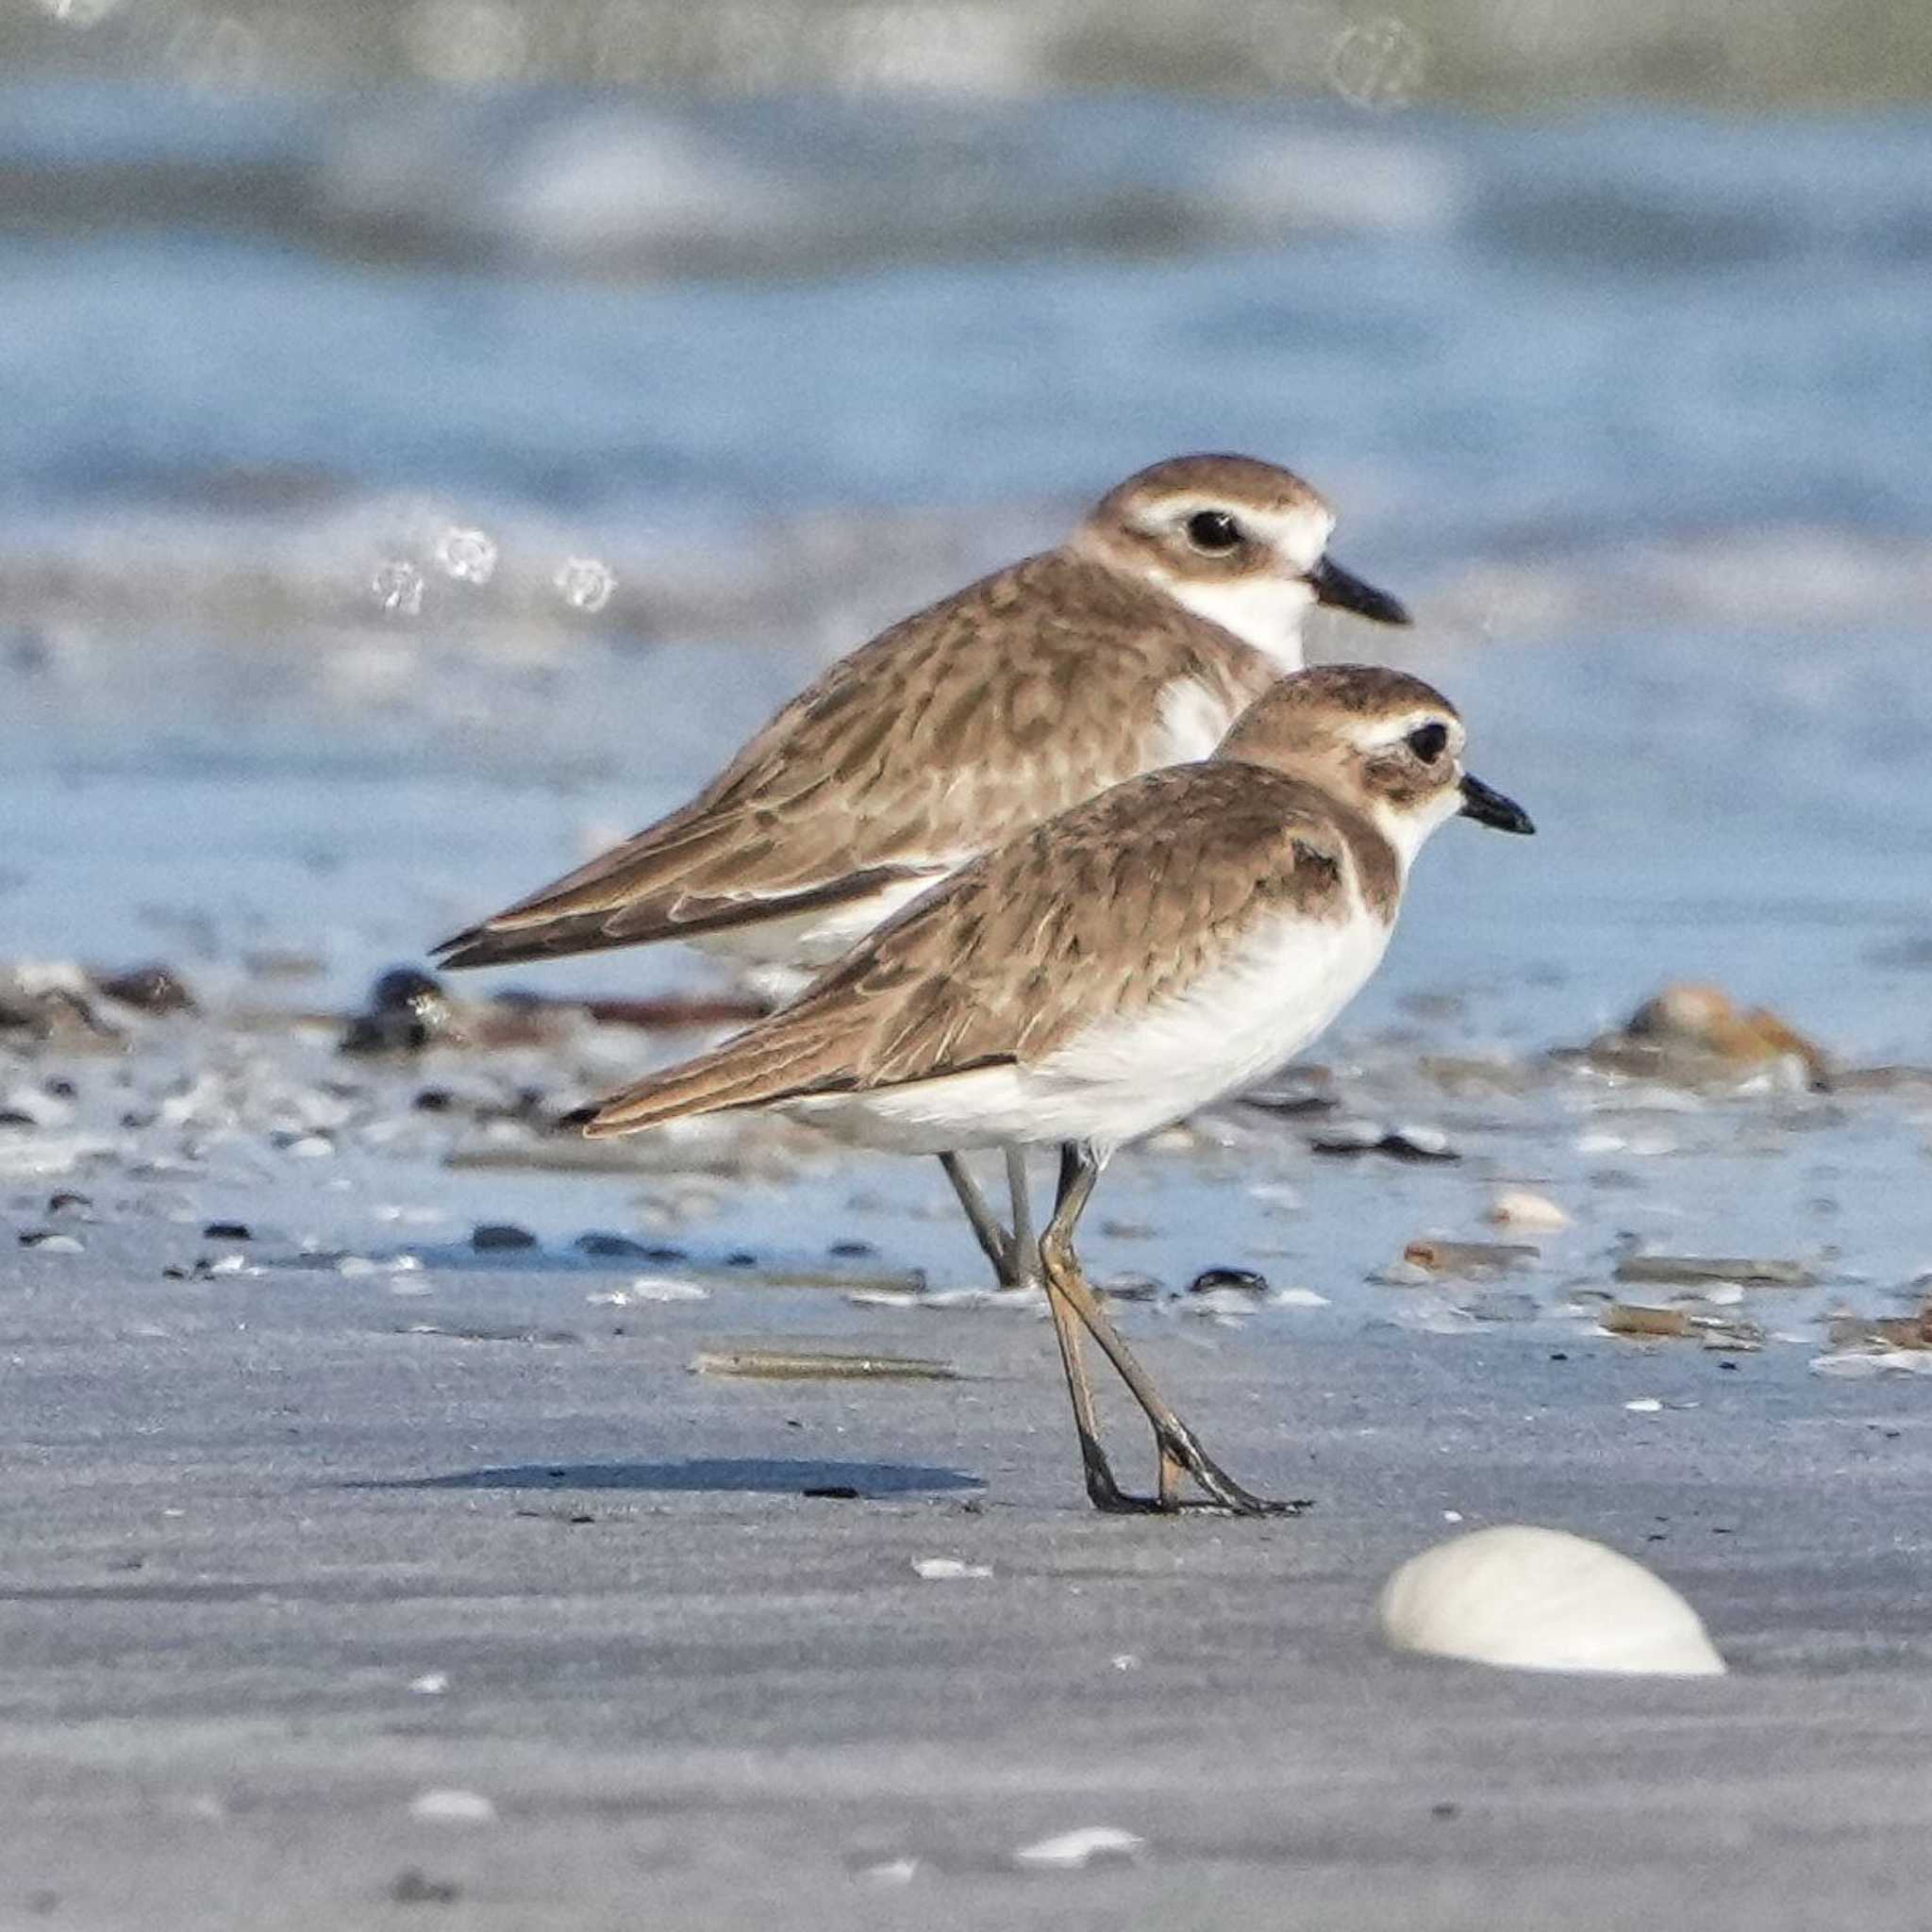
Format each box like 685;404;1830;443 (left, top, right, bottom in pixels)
434;552;1277;970
584;764;1367;1134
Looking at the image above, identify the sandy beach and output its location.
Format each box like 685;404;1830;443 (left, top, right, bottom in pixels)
7;38;1932;1925
7;1202;1932;1928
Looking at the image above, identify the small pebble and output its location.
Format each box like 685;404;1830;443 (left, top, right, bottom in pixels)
341;966;455;1057
912;1557;992;1581
390;1869;461;1906
471;1224;537;1252
1624;1397;1664;1413
19;1230;82;1253
94;963;196;1015
203;1221;251;1241
574;1231;649;1257
1188;1266;1267;1295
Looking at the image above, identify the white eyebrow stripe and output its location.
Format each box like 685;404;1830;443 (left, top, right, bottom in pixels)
1358;708;1464;751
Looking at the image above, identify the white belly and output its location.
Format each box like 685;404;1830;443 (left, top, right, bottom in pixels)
787;901;1391;1158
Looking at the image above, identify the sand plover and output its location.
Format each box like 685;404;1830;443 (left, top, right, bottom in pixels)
579;667;1534;1514
435;455;1409;1291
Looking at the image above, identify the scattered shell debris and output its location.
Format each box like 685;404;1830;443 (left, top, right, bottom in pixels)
1403;1239;1539;1276
1564;982;1831;1091
1311;1121;1457;1162
1601;1303;1763;1349
1810;1350;1932;1379
1183;1287;1266;1319
1378;1524;1726;1677
1825;1312;1932;1351
845;1284;1041;1311
1615;1254;1814;1289
1012;1826;1144;1871
590;1276;710;1305
691;1349;958;1382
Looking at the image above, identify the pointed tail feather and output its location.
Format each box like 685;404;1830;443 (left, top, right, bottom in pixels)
434;912;638;971
583;1014;851;1137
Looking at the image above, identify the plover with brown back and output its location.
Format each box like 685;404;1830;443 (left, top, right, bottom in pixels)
580;667;1533;1514
435;455;1409;1297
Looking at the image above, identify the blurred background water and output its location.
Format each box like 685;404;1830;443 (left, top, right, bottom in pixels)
3;0;1930;1056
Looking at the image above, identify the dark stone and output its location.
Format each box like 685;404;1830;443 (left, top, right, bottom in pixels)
93;963;196;1015
827;1239;876;1257
1188;1267;1269;1295
203;1222;252;1241
390;1869;460;1906
341;966;454;1057
471;1223;538;1252
575;1232;649;1258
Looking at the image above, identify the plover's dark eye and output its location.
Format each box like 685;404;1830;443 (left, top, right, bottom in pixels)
1185;509;1242;553
1406;722;1450;762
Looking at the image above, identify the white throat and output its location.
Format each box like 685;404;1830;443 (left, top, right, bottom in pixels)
1156;572;1315;673
1372;787;1462;879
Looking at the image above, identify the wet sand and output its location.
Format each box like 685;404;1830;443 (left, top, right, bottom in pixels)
6;1211;1932;1928
8;602;1932;1922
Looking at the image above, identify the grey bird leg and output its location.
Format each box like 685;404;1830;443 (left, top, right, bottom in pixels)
1003;1145;1038;1286
937;1150;1039;1291
937;1150;1124;1496
983;1150;1135;1507
1041;1141;1306;1518
937;1153;1017;1280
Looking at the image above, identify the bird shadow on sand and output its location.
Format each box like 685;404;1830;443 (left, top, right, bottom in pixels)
354;1458;985;1497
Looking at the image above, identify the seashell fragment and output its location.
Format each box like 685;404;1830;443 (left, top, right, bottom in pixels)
1488;1189;1571;1231
1013;1825;1143;1870
1378;1525;1726;1677
408;1788;497;1823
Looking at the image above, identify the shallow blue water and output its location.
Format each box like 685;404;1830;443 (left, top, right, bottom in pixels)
2;81;1929;1090
1;89;1928;544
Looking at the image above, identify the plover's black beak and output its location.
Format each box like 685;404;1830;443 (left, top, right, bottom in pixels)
1307;555;1410;626
1458;774;1535;835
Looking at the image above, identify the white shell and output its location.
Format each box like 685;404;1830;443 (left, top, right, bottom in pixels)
1488;1188;1572;1231
1377;1525;1726;1677
1013;1826;1143;1870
